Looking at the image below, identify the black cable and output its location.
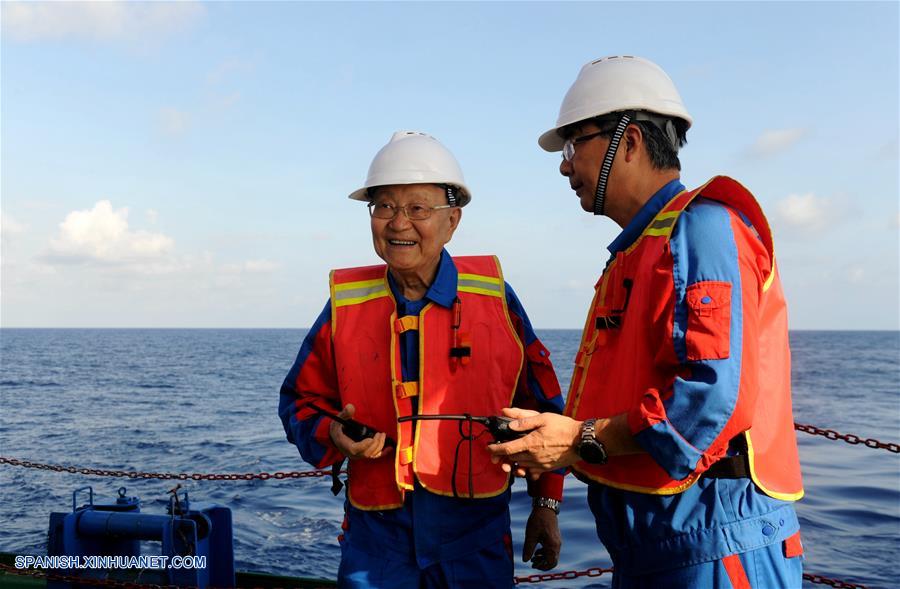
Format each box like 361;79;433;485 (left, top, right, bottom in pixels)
450;414;475;498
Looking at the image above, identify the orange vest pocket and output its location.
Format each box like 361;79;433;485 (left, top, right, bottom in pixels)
685;281;732;361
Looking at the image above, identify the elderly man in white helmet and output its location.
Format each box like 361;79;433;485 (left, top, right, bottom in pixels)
490;57;804;587
279;131;566;588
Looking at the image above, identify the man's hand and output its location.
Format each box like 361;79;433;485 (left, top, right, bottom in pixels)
523;505;561;570
488;408;582;477
328;404;392;460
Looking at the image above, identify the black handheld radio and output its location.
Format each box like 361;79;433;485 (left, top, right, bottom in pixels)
397;414;528;443
310;405;396;448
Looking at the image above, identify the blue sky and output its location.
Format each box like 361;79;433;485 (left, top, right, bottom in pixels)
1;1;898;329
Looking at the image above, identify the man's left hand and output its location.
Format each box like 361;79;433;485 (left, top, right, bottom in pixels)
523;506;561;571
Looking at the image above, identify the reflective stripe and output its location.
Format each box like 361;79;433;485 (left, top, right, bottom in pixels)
763;256;777;293
722;554;751;589
394;316;419;333
457;273;503;297
394;381;418;399
399;447;414;465
644;211;679;237
334;277;383;291
333;279;389;307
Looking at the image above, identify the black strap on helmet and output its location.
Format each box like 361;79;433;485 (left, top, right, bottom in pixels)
593;112;633;216
444;184;458;207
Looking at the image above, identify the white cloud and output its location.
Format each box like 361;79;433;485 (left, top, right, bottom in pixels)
146;209;159;224
243;260;280;273
158;108;191;137
47;200;174;265
879;139;899;160
1;211;27;238
1;1;205;43
774;192;829;233
222;260;281;274
847;266;865;284
748;128;808;158
215;92;242;111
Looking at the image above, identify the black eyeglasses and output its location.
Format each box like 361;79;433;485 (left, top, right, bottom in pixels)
562;129;612;162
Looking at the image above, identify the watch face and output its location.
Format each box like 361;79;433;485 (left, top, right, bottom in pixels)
579;440;608;465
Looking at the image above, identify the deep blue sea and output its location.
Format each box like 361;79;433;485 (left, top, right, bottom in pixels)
1;329;898;588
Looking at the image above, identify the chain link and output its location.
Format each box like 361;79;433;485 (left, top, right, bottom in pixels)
0;457;343;480
793;423;900;453
803;572;869;588
514;566;614;584
513;567;868;587
1;425;890;589
2;423;895;484
1;562;872;589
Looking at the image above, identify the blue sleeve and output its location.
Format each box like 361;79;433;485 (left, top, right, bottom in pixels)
278;300;343;468
631;199;750;480
505;282;564;414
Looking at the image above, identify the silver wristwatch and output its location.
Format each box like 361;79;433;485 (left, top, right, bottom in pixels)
532;496;561;514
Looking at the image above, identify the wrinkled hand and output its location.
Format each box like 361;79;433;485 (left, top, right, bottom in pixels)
329;404;392;460
488;408;582;478
523;506;561;570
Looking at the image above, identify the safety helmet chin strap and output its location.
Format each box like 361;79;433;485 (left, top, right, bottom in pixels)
444;184;458;207
593;112;633;216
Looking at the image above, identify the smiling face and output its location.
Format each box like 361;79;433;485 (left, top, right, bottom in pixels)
369;183;461;284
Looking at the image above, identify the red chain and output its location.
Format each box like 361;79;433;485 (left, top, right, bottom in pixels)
793;423;899;453
0;456;344;480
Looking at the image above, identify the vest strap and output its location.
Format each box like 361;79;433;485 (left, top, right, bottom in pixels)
449;347;471;358
394;316;419;333
394;381;418;399
596;315;622;330
399;446;414;465
700;455;750;479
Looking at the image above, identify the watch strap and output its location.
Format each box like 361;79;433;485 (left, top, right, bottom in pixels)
532;496;561;514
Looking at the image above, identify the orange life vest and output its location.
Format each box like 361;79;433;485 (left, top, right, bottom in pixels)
330;255;524;510
565;176;803;501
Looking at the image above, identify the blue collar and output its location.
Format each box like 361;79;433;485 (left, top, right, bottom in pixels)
386;249;457;309
607;178;686;255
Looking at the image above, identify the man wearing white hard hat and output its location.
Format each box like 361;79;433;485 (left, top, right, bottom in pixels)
490;57;804;587
280;131;565;588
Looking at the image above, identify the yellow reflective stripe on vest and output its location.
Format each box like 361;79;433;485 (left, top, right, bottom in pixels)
763;256;777;293
333;278;389;307
644;211;680;237
457;273;503;297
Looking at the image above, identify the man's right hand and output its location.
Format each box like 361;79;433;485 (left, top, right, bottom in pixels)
328;403;392;460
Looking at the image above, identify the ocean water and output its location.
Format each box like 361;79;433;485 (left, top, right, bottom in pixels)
0;329;897;588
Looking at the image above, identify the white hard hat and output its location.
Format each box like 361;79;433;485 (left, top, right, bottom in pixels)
538;55;692;152
349;131;472;207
